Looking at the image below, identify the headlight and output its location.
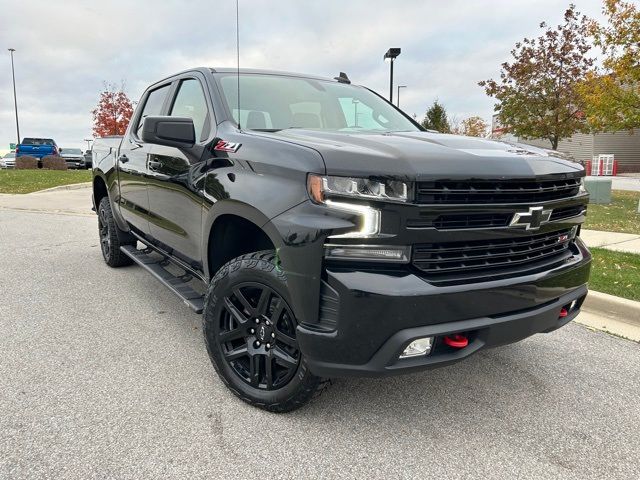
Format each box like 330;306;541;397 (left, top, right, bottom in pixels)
308;174;402;238
307;174;408;203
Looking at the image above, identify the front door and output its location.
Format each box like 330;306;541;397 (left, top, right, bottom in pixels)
146;77;213;265
118;83;172;234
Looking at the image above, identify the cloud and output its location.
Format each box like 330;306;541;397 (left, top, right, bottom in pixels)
0;0;604;148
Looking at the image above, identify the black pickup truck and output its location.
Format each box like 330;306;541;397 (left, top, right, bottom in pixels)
92;68;591;412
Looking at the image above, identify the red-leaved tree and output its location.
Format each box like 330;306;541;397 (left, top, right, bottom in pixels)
92;83;134;137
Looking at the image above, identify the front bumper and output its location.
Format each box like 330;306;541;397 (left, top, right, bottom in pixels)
64;158;86;168
297;238;591;378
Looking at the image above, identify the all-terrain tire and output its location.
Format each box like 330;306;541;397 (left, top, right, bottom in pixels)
97;196;135;267
203;250;330;412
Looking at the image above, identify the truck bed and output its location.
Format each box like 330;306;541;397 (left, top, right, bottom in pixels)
92;136;123;168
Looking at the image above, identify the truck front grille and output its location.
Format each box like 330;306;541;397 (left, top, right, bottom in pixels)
432;212;512;230
416;178;581;204
549;204;586;221
412;228;574;282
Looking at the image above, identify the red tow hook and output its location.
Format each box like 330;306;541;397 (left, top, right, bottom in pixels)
559;307;569;318
443;334;469;349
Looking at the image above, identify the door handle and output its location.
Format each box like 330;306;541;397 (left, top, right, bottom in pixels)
118;155;129;163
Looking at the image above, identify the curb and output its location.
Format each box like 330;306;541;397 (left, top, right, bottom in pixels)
32;182;92;194
583;290;640;327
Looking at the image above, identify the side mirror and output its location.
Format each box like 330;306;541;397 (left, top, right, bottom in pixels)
141;116;195;148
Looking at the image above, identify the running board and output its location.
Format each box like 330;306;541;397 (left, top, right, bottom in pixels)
120;245;204;314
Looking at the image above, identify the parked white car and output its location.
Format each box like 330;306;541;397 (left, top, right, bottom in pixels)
60;148;86;169
0;152;16;168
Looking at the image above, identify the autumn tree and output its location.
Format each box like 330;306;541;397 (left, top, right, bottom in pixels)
92;83;134;137
458;116;488;137
578;0;640;131
421;101;451;133
449;115;462;135
479;5;594;150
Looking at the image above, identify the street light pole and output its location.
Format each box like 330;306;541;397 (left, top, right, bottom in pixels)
383;48;401;104
397;85;407;108
352;99;360;127
389;58;394;103
8;48;20;145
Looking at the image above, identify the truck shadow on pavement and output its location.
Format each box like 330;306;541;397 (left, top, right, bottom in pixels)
126;256;623;426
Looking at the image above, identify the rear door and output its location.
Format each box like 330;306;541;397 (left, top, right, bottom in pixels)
146;74;214;265
118;83;172;234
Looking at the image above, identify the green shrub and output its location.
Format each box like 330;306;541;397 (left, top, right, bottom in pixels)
42;155;68;170
15;156;38;169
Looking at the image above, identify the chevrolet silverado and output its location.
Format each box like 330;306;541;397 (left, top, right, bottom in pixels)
92;68;591;412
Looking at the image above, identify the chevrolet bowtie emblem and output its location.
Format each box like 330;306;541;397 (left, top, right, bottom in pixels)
509;206;553;231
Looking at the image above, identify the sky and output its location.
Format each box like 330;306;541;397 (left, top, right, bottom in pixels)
0;0;606;151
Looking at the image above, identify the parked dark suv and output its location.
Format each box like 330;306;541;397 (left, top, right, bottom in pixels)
92;68;591;412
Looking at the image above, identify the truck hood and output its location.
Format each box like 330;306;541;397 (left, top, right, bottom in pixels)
257;130;583;180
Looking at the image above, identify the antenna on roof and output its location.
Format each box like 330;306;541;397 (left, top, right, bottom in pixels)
334;72;351;84
236;0;241;131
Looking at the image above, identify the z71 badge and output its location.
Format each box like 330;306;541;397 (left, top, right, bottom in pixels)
213;140;241;153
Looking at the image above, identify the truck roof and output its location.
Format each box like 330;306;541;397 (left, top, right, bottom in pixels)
209;68;337;82
149;67;340;88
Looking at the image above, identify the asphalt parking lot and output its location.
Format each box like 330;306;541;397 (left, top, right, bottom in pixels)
1;207;639;479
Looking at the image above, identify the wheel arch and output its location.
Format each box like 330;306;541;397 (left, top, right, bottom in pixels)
92;174;109;210
93;170;129;232
203;201;285;280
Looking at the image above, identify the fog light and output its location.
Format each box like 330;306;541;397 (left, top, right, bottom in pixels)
399;337;433;359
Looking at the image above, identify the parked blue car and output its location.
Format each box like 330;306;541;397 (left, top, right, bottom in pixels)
15;138;59;159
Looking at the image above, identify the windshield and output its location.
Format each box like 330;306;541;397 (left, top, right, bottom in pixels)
62;148;82;154
4;153;15;158
218;73;419;133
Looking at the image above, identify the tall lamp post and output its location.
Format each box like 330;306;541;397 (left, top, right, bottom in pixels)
84;138;93;151
383;48;401;104
352;99;360;127
8;48;20;145
397;85;407;108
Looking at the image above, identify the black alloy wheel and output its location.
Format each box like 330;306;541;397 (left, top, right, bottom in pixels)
97;196;134;267
98;205;111;260
217;282;300;390
203;251;329;412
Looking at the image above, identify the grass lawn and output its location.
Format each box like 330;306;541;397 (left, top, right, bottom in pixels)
589;248;640;302
584;191;640;235
0;169;91;194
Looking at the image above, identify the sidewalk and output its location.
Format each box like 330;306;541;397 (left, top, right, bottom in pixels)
0;184;93;216
580;229;640;254
611;175;640;192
